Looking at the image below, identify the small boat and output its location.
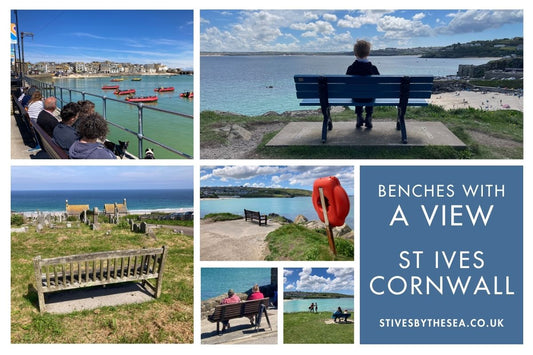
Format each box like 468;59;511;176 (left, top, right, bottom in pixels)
180;91;194;98
131;78;142;81
154;87;175;92
114;89;136;95
110;78;124;82
102;85;120;90
125;96;158;103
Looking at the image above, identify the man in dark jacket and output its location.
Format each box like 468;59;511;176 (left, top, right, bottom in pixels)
346;40;380;128
53;102;81;154
36;97;59;136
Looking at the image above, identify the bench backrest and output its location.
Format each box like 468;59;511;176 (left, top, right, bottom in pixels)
294;75;433;100
33;246;167;291
209;298;269;322
30;118;69;159
244;209;260;217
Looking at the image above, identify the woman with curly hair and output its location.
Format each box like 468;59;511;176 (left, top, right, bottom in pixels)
68;113;116;159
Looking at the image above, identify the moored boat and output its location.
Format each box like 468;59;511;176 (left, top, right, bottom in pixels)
131;78;142;81
125;96;158;103
154;87;175;92
114;89;136;95
110;78;124;82
102;85;120;90
180;91;194;98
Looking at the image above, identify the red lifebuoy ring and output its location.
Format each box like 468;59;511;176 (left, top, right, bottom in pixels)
312;176;350;227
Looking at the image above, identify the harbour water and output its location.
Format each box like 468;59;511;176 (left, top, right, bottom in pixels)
200;55;496;116
201;268;273;300
45;75;194;158
284;297;354;313
200;196;355;228
11;189;193;214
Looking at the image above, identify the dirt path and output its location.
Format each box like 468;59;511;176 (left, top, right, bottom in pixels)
200;219;281;261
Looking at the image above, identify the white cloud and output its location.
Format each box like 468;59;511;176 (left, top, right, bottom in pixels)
295;268;354;293
438;10;523;35
412;12;425;21
323;13;337;22
337;10;393;29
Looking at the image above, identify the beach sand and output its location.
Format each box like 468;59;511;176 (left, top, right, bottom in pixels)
430;91;523;112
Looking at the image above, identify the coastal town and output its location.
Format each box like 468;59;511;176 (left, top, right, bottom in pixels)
14;60;193;77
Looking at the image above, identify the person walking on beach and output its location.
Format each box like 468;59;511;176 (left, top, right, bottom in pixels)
220;289;241;331
346;39;380;129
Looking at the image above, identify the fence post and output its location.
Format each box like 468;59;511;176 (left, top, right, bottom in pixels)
137;103;144;158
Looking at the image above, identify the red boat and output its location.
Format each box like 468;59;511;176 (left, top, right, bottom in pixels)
154;87;175;92
180;91;194;98
114;89;136;95
125;96;158;103
102;85;120;90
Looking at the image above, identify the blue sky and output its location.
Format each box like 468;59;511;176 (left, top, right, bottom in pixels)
200;9;523;52
11;166;193;191
200;166;354;195
11;10;193;69
284;268;354;295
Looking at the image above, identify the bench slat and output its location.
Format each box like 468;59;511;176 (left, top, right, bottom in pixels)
299;98;430;107
296;88;432;99
294;74;433;84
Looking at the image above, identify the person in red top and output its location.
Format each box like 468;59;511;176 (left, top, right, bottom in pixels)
220;289;241;330
246;284;265;325
247;284;264;300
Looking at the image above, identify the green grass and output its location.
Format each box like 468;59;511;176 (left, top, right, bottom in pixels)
284;312;353;344
201;105;523;159
11;218;193;343
265;224;353;261
202;212;243;222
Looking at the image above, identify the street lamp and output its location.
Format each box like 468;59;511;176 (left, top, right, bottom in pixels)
21;31;34;76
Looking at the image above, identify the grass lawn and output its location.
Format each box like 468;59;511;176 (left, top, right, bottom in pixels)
265;224;353;261
11;217;193;343
284;312;354;344
201;105;523;159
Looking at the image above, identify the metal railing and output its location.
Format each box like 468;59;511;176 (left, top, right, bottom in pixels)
23;76;193;159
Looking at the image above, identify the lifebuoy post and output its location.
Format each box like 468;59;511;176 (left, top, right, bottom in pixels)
318;187;337;255
312;176;350;256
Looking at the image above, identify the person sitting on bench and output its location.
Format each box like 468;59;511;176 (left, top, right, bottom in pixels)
346;39;380;129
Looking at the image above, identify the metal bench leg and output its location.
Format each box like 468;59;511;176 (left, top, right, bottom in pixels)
321;105;331;143
397;106;408;144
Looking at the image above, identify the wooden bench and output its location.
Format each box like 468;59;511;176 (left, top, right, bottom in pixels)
30;118;70;159
207;298;271;334
33;246;168;313
244;209;267;226
294;75;434;144
12;93;69;159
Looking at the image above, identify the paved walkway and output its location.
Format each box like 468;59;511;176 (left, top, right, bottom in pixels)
201;308;278;344
266;120;466;147
200;219;280;261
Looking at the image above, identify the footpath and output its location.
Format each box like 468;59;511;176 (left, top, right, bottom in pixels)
200;219;280;261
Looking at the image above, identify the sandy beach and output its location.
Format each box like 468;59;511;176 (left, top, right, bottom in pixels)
430;91;523;112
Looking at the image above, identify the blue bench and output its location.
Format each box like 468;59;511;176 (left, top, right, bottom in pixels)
332;312;351;323
294;75;433;144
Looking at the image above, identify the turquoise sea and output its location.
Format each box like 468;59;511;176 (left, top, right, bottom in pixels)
200;196;355;228
11;189;193;213
284;297;354;313
47;75;193;159
201;268;273;301
200;55;496;116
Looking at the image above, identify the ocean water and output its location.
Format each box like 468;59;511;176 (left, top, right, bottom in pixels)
200;196;355;228
284;297;354;313
11;189;193;213
45;75;194;158
201;268;273;300
200;55;497;116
